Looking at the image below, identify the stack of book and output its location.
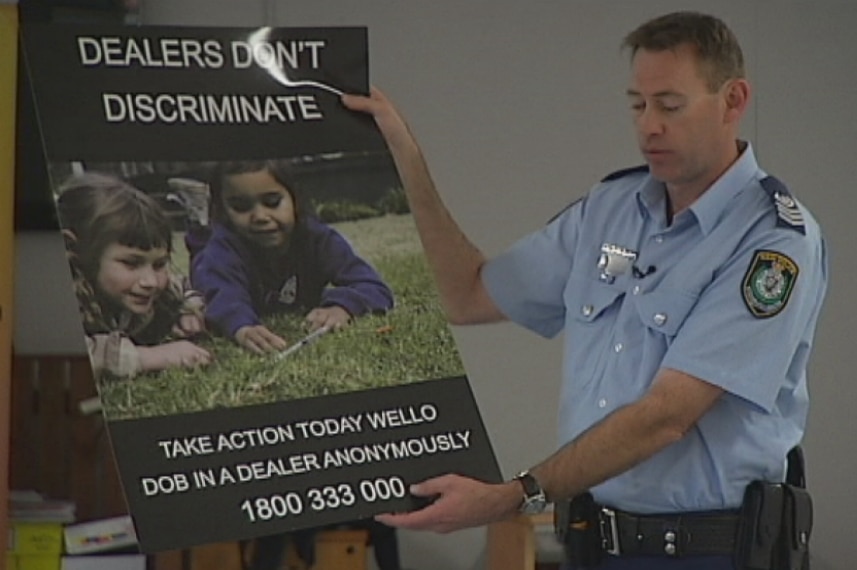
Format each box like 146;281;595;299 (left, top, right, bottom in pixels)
62;516;143;570
8;491;76;570
8;492;144;570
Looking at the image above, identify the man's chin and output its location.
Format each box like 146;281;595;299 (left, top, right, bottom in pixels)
646;164;678;184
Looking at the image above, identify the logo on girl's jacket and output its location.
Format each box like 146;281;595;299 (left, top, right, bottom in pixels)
277;275;298;305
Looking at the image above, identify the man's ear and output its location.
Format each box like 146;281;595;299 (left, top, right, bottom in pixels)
723;78;750;124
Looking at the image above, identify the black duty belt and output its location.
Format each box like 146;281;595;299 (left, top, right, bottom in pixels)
598;506;740;557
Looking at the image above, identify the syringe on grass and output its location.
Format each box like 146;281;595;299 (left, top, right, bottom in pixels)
274;325;331;360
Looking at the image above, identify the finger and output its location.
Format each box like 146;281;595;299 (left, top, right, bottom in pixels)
261;331;288;351
369;86;389;102
374;513;407;528
254;332;286;352
253;337;277;353
304;315;325;332
180;355;198;367
242;337;266;355
195;348;212;363
340;92;374;112
409;475;452;497
373;502;446;531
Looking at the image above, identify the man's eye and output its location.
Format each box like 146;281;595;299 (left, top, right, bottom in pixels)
119;258;142;269
152;259;169;271
630;102;645;112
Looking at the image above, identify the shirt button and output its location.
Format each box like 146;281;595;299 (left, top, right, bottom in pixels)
582;304;594;317
654;235;664;243
598;399;607;408
653;313;667;326
614;343;623;353
632;285;641;295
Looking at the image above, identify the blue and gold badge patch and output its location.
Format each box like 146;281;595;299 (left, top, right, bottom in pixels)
742;250;799;318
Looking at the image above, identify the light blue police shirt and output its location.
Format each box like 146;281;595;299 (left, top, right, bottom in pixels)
482;143;828;513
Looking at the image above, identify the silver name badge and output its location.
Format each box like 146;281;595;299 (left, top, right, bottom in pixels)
597;243;637;283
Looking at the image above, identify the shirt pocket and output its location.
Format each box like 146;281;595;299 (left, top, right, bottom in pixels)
633;287;699;338
566;276;625;325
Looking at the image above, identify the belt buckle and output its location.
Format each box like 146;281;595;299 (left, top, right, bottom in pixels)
599;507;621;555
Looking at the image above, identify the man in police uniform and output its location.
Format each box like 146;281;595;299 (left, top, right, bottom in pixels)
344;11;827;570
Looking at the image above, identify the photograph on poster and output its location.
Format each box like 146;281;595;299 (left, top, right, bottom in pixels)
48;155;464;421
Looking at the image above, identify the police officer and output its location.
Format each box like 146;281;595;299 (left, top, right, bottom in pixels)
344;11;827;570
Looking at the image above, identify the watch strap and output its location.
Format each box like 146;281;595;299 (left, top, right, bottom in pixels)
513;470;547;514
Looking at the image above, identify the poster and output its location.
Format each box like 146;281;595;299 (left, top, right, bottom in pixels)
20;23;500;552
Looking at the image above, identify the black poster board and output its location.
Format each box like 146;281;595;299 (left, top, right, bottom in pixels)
20;23;500;552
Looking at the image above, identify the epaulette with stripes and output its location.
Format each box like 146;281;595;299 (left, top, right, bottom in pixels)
760;176;805;235
601;164;649;182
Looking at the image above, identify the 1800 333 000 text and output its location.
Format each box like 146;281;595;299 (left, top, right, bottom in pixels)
240;475;407;523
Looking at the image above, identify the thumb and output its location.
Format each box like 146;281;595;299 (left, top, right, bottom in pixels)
340;92;373;113
409;475;450;497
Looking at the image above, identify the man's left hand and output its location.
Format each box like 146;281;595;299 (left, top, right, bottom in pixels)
375;474;522;533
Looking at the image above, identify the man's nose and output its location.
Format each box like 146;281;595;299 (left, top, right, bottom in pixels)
637;107;665;137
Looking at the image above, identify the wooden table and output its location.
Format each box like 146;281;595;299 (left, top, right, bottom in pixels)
486;512;558;570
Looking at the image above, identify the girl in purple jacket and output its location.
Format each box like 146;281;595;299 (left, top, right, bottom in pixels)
190;160;394;354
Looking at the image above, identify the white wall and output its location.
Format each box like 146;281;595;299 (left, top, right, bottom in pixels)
15;2;856;568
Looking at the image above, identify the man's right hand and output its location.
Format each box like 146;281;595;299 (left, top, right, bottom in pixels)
374;474;523;534
341;87;416;150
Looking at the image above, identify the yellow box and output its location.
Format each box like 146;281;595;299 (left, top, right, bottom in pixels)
9;524;64;555
16;555;61;570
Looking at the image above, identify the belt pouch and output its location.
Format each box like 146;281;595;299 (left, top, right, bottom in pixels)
735;481;784;570
555;493;603;568
778;485;812;570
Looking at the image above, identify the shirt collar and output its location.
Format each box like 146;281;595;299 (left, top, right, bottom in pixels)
636;141;761;235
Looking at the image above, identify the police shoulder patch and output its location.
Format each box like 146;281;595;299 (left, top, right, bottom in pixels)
601;164;649;182
760;176;805;235
742;249;799;318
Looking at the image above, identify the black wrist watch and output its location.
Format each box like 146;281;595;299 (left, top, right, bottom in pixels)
513;470;547;515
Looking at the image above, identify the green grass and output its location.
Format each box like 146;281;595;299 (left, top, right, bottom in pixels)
99;214;464;421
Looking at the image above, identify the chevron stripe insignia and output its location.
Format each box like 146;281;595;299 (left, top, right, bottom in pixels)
760;176;806;235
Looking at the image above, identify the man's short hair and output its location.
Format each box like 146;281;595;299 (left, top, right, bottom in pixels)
622;11;745;91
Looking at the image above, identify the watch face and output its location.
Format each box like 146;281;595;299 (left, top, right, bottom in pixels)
515;472;547;514
521;495;547;515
